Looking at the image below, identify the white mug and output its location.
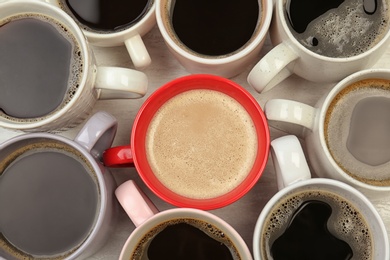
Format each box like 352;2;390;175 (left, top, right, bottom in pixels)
0;0;148;132
0;111;118;259
115;180;253;260
44;0;156;69
253;135;389;259
265;68;390;199
155;0;273;78
247;0;390;93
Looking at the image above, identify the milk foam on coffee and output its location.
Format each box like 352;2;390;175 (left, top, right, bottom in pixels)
286;0;390;58
145;89;258;199
325;79;390;186
261;189;373;259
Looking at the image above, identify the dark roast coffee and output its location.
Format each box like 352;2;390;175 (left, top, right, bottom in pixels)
0;141;99;258
171;0;260;56
285;0;390;57
0;14;82;119
58;0;153;32
260;189;372;260
131;218;241;260
271;200;353;259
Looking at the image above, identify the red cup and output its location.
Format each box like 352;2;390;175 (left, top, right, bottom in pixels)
103;74;270;209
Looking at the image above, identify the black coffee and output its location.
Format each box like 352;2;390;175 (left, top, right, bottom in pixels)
285;0;390;57
59;0;153;32
0;141;99;258
260;190;372;260
131;218;241;260
271;200;353;259
170;0;260;56
0;14;82;120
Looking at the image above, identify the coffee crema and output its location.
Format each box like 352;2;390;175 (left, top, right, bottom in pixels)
325;78;390;186
164;0;261;57
131;218;241;260
145;89;258;199
260;189;373;260
285;0;390;58
0;13;83;121
0;140;99;259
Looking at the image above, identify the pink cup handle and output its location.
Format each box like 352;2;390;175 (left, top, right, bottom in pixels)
115;180;159;227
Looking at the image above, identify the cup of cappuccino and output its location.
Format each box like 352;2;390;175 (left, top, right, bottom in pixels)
45;0;156;69
253;135;389;260
0;0;148;132
115;180;253;260
247;0;390;93
155;0;273;78
265;68;390;198
103;74;270;209
0;111;118;259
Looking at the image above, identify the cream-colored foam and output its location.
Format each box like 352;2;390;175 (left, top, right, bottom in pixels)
145;89;258;199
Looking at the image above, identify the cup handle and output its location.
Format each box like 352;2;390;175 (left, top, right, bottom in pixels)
247;43;298;93
124;34;152;69
265;99;317;130
116;180;159;227
103;145;135;167
95;67;148;99
74;111;118;160
271;135;311;190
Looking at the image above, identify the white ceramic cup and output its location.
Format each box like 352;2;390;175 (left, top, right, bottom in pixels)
44;0;156;69
155;0;273;78
265;69;390;199
0;111;118;260
253;135;389;259
115;180;253;260
0;0;148;132
247;0;390;93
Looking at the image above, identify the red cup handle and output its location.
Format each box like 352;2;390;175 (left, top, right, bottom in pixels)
103;145;134;167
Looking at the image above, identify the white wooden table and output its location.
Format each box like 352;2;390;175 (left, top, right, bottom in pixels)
1;25;389;259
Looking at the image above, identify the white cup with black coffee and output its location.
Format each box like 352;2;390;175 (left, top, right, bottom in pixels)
115;180;253;260
248;0;390;92
0;111;119;259
42;0;156;69
0;0;148;132
155;0;273;78
253;135;389;260
265;68;390;199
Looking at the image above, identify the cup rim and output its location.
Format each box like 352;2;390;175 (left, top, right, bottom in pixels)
252;178;389;260
119;208;253;260
318;68;390;191
130;74;270;210
0;0;91;130
155;0;273;65
0;133;108;259
275;0;390;62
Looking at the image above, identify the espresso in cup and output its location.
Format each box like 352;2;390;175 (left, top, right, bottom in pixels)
131;217;241;259
325;78;390;186
145;89;258;199
57;0;154;33
261;188;372;259
0;13;82;120
0;139;99;258
285;0;390;58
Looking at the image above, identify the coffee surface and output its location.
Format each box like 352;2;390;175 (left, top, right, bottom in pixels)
0;142;99;258
0;14;82;120
325;78;390;186
170;0;260;56
59;0;152;32
285;0;390;57
261;189;372;260
131;218;241;260
145;89;258;199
